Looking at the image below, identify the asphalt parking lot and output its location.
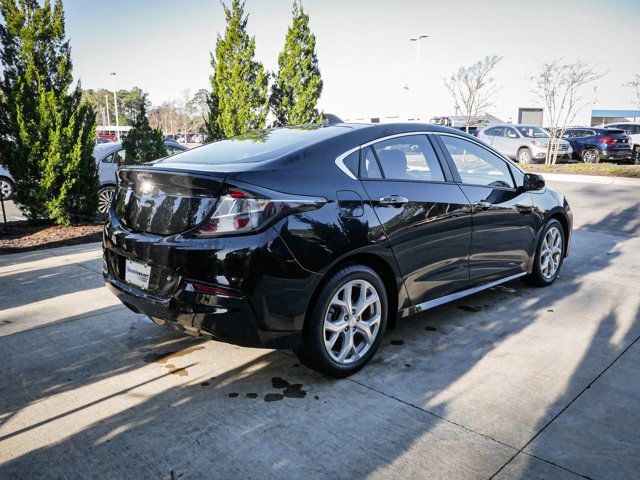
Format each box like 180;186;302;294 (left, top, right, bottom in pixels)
1;179;639;480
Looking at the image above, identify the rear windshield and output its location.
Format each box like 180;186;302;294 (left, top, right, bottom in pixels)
516;126;549;138
158;126;348;166
603;129;625;135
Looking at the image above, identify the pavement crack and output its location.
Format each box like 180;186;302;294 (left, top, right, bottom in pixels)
488;331;640;479
346;376;518;453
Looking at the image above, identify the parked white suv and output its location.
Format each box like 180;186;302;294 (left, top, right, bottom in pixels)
604;122;640;160
478;124;572;163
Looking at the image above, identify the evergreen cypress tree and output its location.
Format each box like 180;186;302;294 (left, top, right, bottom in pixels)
271;1;323;126
122;100;167;164
205;0;269;140
0;0;98;224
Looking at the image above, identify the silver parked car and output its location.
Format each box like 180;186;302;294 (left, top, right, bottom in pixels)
0;139;187;210
478;124;572;163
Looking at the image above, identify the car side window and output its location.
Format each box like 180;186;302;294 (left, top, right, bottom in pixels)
584;130;595;136
371;135;445;182
114;149;126;164
101;152;115;163
484;127;496;136
629;125;640;135
440;136;515;189
493;126;506;137
167;145;184;156
505;127;518;138
361;147;382;179
342;150;359;177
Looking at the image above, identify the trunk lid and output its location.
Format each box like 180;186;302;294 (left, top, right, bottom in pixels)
114;167;226;236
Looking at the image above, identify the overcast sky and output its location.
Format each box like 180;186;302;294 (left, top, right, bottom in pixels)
65;0;640;125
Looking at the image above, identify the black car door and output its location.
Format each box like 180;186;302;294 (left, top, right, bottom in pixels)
359;134;473;306
434;134;538;285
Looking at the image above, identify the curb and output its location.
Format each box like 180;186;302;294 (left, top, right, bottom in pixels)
537;172;640;186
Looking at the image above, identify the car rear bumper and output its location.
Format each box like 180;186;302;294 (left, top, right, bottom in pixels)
102;219;321;349
600;149;633;161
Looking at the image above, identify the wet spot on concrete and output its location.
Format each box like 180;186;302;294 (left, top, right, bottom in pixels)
246;393;258;399
314;395;320;400
2;320;12;324
228;392;239;398
283;384;306;399
143;345;205;364
264;393;284;402
390;340;404;345
547;309;554;312
404;363;411;368
271;377;290;389
425;326;437;331
457;305;481;312
200;382;210;387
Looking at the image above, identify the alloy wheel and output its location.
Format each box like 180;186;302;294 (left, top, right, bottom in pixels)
98;187;115;214
519;149;531;163
323;279;382;365
582;149;597;163
540;226;562;280
0;179;13;200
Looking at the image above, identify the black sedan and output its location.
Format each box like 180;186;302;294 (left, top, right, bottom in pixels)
103;123;572;376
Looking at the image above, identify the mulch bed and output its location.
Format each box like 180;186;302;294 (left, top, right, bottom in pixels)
0;221;102;254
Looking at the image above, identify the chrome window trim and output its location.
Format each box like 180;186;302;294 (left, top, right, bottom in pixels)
334;146;360;180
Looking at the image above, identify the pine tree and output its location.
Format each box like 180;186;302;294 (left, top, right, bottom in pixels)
0;0;98;224
271;1;323;126
205;0;269;140
122;100;167;164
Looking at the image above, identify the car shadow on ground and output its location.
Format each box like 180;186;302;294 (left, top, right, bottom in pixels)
0;209;639;479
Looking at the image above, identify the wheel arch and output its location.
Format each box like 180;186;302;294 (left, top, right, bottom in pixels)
548;211;570;258
305;251;404;330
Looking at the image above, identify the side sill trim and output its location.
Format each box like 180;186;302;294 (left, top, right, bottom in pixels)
402;272;527;317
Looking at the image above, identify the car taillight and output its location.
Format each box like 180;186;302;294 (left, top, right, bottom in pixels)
599;137;616;144
197;188;326;237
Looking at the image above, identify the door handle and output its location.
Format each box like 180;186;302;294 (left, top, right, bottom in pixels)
379;195;409;206
472;201;492;211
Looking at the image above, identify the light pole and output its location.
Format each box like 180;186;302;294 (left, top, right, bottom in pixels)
110;72;120;142
409;34;428;65
408;35;428;120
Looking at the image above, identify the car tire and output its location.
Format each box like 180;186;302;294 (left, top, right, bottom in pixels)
523;218;565;287
518;147;532;164
294;264;388;377
97;186;116;215
581;148;599;163
0;176;15;200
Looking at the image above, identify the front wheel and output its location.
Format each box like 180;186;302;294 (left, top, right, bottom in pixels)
97;186;115;214
0;177;15;200
524;219;565;287
295;265;388;377
518;148;532;164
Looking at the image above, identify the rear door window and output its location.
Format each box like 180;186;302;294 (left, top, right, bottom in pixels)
371;135;445;182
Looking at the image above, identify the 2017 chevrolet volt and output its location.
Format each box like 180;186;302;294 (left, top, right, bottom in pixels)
103;124;572;376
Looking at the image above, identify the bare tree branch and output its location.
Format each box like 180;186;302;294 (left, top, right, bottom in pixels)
531;59;607;164
444;55;502;133
623;74;640;109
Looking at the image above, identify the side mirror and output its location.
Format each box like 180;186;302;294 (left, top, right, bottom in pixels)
523;172;545;191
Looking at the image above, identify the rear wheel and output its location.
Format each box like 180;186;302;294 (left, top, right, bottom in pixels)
518;147;532;164
581;148;599;163
98;186;115;214
524;219;565;287
0;177;15;200
295;265;388;377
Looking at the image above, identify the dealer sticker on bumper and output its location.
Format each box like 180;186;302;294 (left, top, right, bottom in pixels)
125;259;151;290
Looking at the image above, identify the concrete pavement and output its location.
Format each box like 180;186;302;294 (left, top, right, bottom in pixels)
0;180;639;479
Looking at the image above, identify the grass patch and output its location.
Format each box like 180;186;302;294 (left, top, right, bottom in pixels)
524;162;640;179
